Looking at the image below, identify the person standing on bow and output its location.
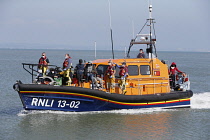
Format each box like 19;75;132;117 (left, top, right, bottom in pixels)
38;52;50;75
137;49;145;58
62;53;72;86
115;62;128;94
169;62;182;89
105;60;116;93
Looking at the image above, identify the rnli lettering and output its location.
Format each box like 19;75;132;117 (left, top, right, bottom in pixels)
31;98;54;107
30;98;80;108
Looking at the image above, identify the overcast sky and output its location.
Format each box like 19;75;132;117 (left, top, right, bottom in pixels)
0;0;209;51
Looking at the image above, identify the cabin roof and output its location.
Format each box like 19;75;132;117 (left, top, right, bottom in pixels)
92;58;157;65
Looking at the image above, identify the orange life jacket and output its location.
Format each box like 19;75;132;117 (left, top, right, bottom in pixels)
107;65;114;75
63;58;69;68
119;67;126;76
39;57;47;66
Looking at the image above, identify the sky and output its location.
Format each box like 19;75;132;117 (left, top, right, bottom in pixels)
0;0;209;51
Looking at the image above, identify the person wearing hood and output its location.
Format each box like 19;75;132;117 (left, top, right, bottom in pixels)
169;62;182;88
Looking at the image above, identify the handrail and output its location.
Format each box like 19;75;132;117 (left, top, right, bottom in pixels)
127;77;169;80
137;82;168;85
22;63;58;83
22;63;57;67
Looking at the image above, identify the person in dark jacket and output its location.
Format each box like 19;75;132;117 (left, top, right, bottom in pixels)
84;61;96;89
137;49;145;58
75;59;85;87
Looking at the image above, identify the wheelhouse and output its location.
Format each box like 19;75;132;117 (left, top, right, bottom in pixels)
92;58;170;95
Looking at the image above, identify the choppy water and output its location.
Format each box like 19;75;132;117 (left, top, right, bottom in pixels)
1;49;210;140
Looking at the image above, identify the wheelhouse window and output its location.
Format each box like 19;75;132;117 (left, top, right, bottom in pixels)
140;65;151;75
115;67;120;78
96;65;108;76
128;65;139;76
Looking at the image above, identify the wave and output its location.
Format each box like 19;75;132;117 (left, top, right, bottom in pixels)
17;108;166;116
191;92;210;109
17;109;92;116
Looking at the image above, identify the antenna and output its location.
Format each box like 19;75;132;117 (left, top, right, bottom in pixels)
108;0;114;59
127;1;157;58
132;20;135;39
124;46;127;58
149;4;152;19
94;41;97;59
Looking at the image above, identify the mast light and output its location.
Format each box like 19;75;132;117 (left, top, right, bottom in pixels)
149;5;152;12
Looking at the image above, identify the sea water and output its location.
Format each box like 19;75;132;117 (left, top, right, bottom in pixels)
0;49;210;140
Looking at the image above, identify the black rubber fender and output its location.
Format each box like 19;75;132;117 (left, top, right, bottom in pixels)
13;83;19;91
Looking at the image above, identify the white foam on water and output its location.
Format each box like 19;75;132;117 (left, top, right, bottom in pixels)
17;107;168;117
191;92;210;109
17;110;93;116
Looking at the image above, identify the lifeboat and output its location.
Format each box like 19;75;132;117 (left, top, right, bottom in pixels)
13;5;193;112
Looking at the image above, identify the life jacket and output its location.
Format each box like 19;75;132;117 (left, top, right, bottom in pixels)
119;67;126;76
63;58;69;68
107;65;114;75
39;57;47;66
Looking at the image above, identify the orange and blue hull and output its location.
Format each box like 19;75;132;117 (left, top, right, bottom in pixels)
14;84;193;112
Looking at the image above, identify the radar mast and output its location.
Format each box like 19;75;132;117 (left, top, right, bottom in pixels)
127;4;157;58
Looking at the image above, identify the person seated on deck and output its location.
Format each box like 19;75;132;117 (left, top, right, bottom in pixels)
169;62;183;89
84;61;96;89
48;68;62;85
34;69;44;84
137;49;145;58
75;59;85;87
114;62;128;94
105;60;116;93
35;69;55;85
47;68;57;78
93;75;103;90
91;68;103;90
